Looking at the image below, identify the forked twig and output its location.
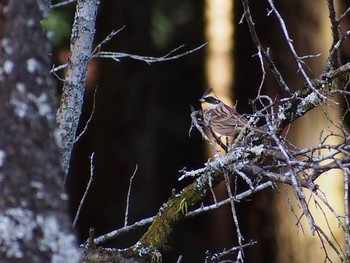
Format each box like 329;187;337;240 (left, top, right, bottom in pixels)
93;43;207;65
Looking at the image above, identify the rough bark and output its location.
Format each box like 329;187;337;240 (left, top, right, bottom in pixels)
56;0;99;176
0;0;79;262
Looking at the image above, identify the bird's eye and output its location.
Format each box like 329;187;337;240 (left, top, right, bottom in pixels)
205;96;220;104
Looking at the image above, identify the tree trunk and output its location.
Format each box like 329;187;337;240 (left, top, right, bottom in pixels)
0;0;79;262
270;1;344;262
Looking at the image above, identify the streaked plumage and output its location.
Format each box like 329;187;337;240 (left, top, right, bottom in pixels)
199;89;250;136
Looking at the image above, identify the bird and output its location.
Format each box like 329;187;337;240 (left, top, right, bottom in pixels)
199;89;252;137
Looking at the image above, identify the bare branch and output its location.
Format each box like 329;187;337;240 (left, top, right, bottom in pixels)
345;166;350;259
339;6;350;22
56;0;99;177
326;0;341;58
124;165;138;227
93;216;156;246
224;172;245;254
73;152;95;228
74;86;97;144
267;0;325;100
77;0;350;261
206;240;257;262
93;43;207;64
91;26;126;56
50;63;68;74
240;0;291;95
189;106;221;156
51;34;206;73
91;181;273;246
50;0;76;9
186;181;274;218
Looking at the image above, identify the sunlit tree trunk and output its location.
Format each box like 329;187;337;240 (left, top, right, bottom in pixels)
205;0;234;102
271;1;344;262
204;0;235;250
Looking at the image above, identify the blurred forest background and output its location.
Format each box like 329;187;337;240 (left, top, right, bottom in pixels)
48;0;350;262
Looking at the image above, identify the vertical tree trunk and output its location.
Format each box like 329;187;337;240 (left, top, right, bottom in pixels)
270;1;343;262
0;0;79;262
204;0;235;250
235;1;344;262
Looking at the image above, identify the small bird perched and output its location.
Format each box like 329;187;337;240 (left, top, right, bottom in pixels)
199;89;252;137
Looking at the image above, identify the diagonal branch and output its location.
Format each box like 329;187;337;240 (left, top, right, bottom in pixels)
56;0;99;178
240;0;291;95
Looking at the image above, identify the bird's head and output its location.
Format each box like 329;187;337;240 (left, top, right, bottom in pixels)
199;89;221;109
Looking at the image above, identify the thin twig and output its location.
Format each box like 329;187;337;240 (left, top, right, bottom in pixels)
311;191;345;258
51;38;205;73
223;171;245;256
50;0;76;9
210;240;257;262
74;87;98;144
186;181;273;218
337;159;350;258
270;127;316;234
254;47;267;100
93;216;155;245
91;181;273;246
124;165;138;227
267;0;325;100
326;0;340;46
240;0;291;95
91;26;126;56
325;0;342;70
314;224;346;262
73;152;95;228
233;168;254;189
51;64;66;81
189;106;220;156
50;63;68;74
345;167;350;259
93;43;207;64
339;6;350;22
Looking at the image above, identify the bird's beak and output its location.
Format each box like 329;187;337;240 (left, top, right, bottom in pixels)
199;98;205;102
